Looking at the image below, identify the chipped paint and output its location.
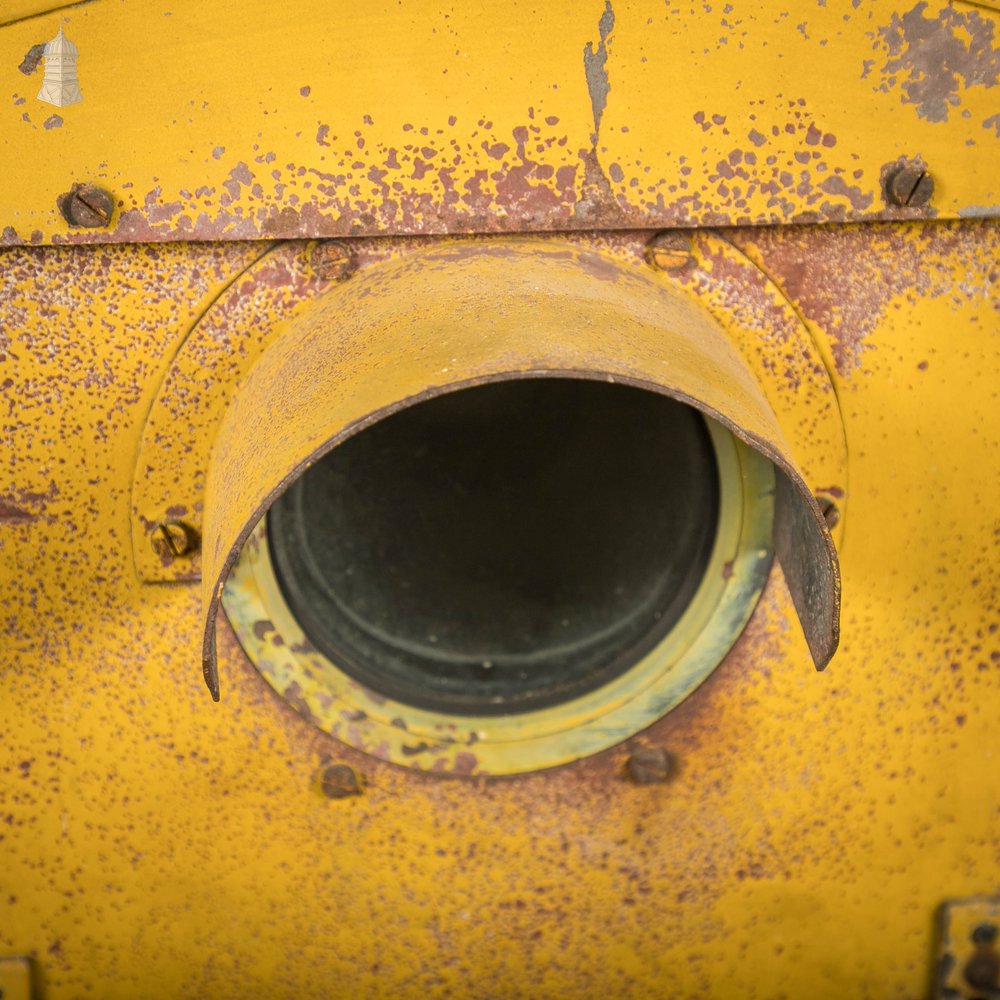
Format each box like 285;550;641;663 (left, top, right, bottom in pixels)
583;0;615;137
16;41;44;74
873;1;999;124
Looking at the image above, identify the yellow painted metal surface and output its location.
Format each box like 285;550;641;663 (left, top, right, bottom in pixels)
1;219;997;997
1;0;998;245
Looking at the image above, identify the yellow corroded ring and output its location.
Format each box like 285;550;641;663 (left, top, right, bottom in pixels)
221;399;774;776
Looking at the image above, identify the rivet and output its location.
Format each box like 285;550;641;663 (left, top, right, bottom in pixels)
58;183;115;228
644;232;694;271
150;520;198;560
626;746;671;784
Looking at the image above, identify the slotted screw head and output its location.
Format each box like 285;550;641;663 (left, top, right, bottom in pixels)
886;166;934;207
59;183;115;228
307;240;355;281
645;232;694;271
626;747;672;784
150;520;198;560
320;764;362;799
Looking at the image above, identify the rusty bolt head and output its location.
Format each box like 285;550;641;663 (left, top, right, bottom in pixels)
58;183;115;228
645;232;694;272
320;764;362;799
307;240;355;281
150;520;199;560
886;166;934;208
816;496;841;530
626;747;671;784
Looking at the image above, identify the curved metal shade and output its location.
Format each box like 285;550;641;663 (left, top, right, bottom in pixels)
200;240;840;700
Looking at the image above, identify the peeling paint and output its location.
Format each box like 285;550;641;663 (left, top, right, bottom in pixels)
583;0;615;137
873;1;1000;122
17;42;44;75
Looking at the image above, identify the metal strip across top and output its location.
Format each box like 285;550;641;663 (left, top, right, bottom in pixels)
1;0;997;245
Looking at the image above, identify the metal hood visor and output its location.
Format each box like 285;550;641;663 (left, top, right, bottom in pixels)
200;239;840;701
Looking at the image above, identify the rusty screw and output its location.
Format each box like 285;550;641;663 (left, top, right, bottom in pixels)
320;764;362;799
307;240;355;281
886;165;934;208
150;520;198;560
626;747;671;784
58;183;115;228
645;232;694;272
816;496;841;530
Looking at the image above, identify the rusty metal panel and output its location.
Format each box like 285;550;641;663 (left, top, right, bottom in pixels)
0;0;997;246
1;220;998;996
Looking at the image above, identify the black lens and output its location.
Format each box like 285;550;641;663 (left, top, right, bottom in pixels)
267;378;719;715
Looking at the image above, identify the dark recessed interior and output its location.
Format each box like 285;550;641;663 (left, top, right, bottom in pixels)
267;378;720;716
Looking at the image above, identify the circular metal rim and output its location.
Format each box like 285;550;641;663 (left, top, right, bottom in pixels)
264;379;723;716
220;384;775;776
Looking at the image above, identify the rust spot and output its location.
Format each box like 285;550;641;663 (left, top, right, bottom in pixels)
2;96;908;247
573;146;621;226
733;219;1000;374
281;681;318;722
0;501;35;523
577;249;620;282
252;620;277;641
452;751;478;776
0;483;59;525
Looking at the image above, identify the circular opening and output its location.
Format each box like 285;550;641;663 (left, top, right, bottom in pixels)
267;378;720;716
